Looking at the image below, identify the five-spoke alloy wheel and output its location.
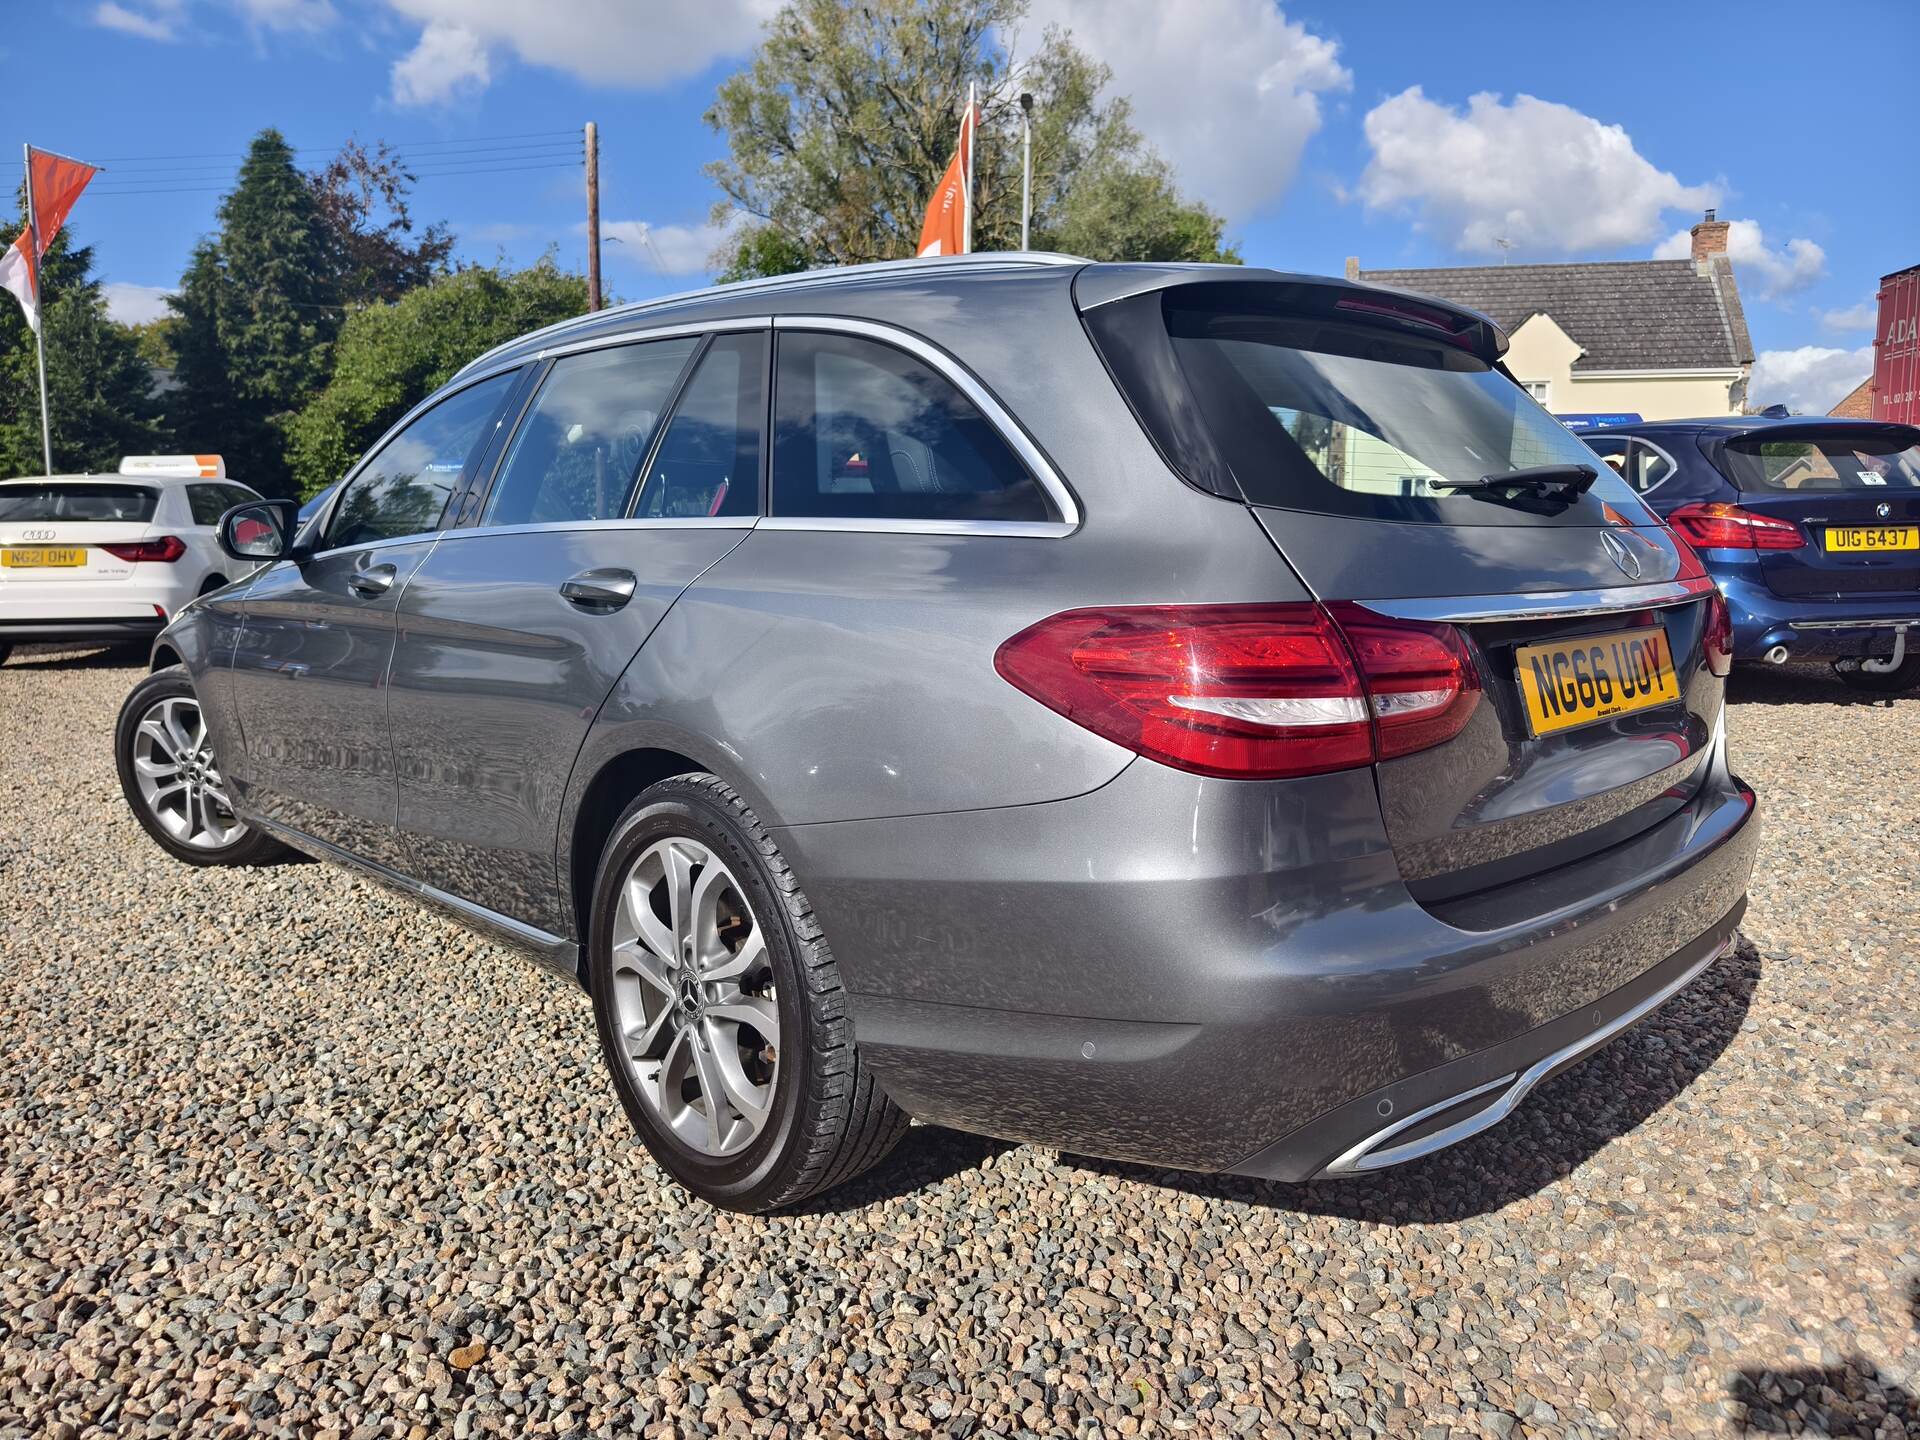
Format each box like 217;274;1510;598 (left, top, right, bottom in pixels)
588;774;907;1211
115;665;287;867
608;836;781;1157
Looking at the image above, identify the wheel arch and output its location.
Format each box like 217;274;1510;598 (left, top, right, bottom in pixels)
150;641;184;671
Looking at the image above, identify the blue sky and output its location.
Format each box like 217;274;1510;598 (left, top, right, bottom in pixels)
10;0;1916;412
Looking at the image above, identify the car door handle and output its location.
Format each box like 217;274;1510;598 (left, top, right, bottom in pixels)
348;562;397;597
560;568;637;611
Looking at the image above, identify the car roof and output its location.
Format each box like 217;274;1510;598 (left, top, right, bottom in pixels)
453;252;1512;382
1601;415;1910;437
0;473;254;488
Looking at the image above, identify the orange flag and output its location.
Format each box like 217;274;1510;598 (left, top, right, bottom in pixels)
1;148;100;332
916;95;979;258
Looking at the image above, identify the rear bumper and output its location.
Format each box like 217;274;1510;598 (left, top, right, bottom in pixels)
0;616;167;643
1716;573;1920;659
779;725;1759;1178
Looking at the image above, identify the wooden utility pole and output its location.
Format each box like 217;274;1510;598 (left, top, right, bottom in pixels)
584;121;602;312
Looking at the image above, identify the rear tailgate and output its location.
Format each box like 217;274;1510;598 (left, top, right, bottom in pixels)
1081;274;1723;900
1708;425;1920;597
0;481;159;589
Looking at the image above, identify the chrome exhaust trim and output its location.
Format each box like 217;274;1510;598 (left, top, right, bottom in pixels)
1762;645;1791;665
1319;933;1738;1176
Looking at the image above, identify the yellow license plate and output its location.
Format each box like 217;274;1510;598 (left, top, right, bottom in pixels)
1;546;86;567
1825;525;1918;553
1516;627;1680;737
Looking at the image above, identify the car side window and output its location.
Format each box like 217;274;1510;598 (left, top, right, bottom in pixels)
771;331;1054;522
632;333;767;519
483;337;701;527
185;484;229;526
326;372;518;549
1629;441;1676;494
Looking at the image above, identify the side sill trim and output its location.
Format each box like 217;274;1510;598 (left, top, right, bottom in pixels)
1319;931;1736;1175
249;816;583;987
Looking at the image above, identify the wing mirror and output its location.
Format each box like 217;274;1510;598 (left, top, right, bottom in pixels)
217;498;305;563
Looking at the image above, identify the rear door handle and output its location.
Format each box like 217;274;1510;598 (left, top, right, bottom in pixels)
560;568;637;611
348;562;396;597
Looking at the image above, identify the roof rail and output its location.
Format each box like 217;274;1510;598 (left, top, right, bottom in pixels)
455;250;1091;379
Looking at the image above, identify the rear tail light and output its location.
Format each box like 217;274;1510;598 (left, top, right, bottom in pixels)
1665;502;1804;551
101;535;187;563
993;602;1481;780
1703;589;1734;677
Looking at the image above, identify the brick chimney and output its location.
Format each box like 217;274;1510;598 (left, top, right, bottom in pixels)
1690;208;1730;264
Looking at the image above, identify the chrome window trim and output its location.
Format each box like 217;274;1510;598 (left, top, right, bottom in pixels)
453;253;1089;382
314;365;527;554
1358;576;1715;624
535;314;768;364
770;312;1082;532
758;516;1076;539
435;517;757;542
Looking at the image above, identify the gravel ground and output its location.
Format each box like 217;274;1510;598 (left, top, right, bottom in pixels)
1;644;1915;1440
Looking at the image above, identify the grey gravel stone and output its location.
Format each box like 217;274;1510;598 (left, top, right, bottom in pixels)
1;648;1916;1439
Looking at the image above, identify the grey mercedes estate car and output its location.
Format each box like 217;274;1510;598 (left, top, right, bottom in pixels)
115;254;1758;1210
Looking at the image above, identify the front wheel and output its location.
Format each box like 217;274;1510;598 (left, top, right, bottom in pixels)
1833;653;1920;694
587;774;907;1211
114;667;288;867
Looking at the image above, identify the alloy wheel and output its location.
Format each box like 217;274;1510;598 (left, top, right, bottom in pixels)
131;695;245;851
608;836;780;1157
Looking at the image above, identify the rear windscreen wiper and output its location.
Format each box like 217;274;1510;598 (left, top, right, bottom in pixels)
1435;463;1598;497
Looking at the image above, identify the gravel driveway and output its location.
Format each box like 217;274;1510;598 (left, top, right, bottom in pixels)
2;646;1915;1439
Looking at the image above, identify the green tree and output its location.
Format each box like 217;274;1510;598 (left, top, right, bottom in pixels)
285;259;588;499
704;0;1237;277
0;214;163;476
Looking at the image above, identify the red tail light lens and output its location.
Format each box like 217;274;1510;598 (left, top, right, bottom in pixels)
1665;502;1804;551
1703;589;1734;677
994;602;1480;780
101;535;187;563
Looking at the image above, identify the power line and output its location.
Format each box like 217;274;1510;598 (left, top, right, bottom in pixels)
89;159;582;197
90;129;579;163
102;143;582;179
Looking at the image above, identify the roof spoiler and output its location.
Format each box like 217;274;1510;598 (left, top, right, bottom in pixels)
121;455;225;479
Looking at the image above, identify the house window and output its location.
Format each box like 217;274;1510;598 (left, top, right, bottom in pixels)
1520;380;1552;406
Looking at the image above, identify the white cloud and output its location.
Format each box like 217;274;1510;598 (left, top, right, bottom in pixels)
1357;88;1717;256
91;1;184;40
1748;345;1874;415
102;283;176;325
1021;0;1349;221
603;216;744;277
1652;217;1824;299
382;0;778;95
1819;299;1878;334
389;21;490;107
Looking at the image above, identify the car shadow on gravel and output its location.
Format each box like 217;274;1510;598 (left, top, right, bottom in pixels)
781;1125;1018;1214
1058;941;1762;1225
1726;667;1905;708
2;643;146;670
1725;1276;1919;1435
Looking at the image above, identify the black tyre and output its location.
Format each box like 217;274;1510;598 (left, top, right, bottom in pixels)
0;642;10;667
115;666;289;867
587;773;908;1211
1834;653;1920;694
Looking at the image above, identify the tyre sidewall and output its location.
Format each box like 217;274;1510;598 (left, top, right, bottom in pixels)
115;667;261;867
587;780;811;1209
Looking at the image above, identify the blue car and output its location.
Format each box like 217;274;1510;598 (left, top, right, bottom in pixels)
1584;416;1920;693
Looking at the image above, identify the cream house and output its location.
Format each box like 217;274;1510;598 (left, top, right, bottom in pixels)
1349;212;1754;422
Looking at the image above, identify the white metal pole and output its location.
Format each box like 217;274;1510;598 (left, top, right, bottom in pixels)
962;82;975;255
23;144;52;475
1020;97;1033;251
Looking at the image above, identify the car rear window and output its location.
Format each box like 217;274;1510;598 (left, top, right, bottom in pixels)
0;483;158;522
1087;288;1653;527
1719;429;1920;492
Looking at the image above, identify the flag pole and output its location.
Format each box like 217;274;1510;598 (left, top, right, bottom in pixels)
962;83;975;255
23;143;52;475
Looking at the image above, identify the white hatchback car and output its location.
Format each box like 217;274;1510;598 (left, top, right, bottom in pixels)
0;459;261;666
